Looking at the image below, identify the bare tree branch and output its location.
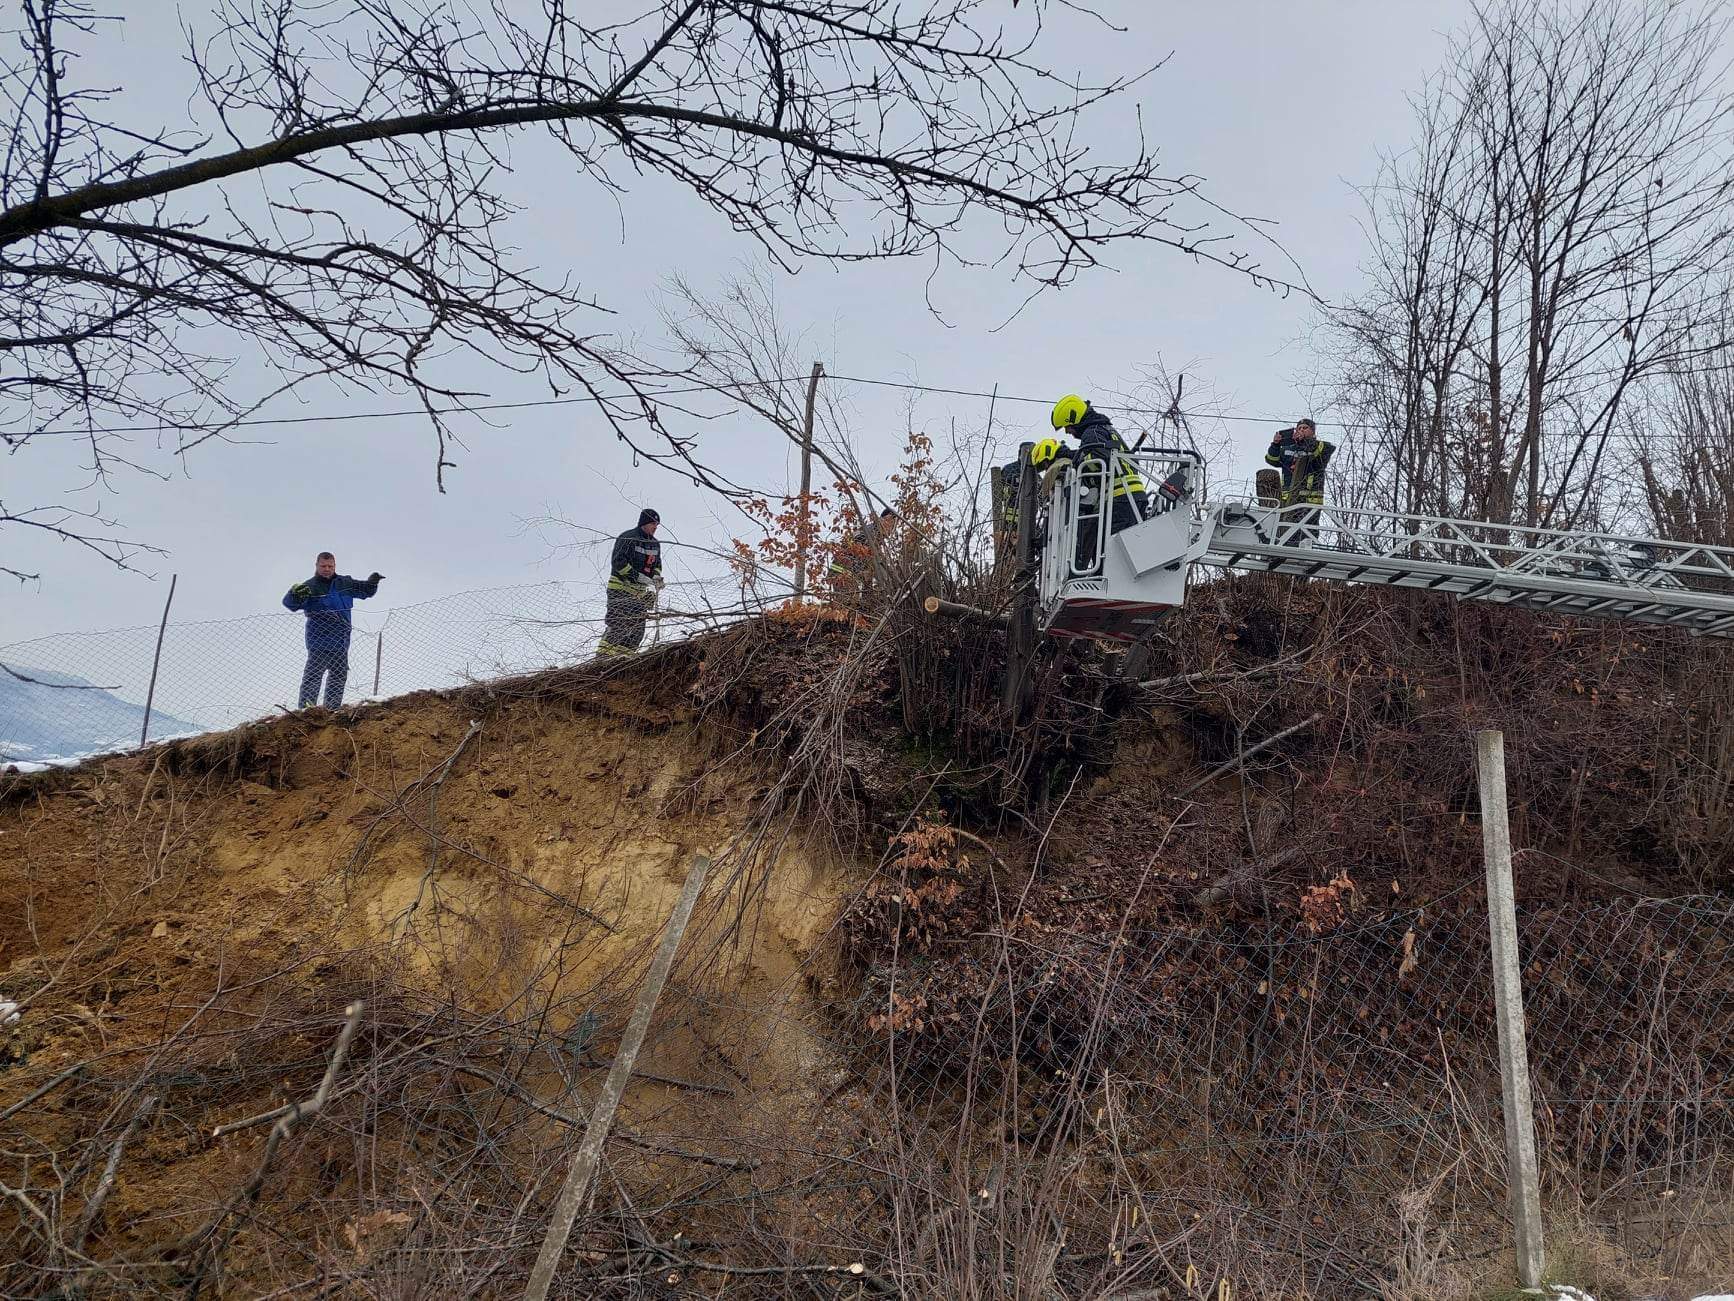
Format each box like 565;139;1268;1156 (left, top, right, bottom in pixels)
1;1;1291;578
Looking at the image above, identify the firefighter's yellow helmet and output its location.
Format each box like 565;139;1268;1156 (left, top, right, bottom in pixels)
1030;437;1062;469
1051;394;1089;430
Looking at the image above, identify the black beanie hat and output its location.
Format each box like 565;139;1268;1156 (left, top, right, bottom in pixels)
639;508;660;527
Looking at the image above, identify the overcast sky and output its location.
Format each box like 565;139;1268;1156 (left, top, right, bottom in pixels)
4;2;1469;645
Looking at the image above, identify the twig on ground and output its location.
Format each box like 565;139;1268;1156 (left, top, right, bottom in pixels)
575;1058;733;1096
0;1060;90;1125
71;1093;158;1252
182;1002;364;1294
396;721;483;927
426;1056;759;1170
1176;713;1323;799
1139;647;1311;693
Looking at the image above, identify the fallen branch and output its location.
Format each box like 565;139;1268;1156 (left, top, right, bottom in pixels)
0;1060;89;1125
426;1056;758;1171
576;1058;733;1096
1176;713;1323;799
395;720;483;927
345;718;481;880
1138;647;1311;693
948;826;1009;871
922;595;1009;628
674;1258;879;1281
71;1093;157;1252
183;1001;364;1294
209;1103;295;1140
524;854;711;1301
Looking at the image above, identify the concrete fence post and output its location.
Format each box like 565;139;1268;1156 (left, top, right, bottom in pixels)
139;574;177;748
1475;729;1546;1288
523;853;711;1301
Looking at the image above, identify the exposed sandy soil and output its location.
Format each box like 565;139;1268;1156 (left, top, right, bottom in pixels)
0;671;861;1292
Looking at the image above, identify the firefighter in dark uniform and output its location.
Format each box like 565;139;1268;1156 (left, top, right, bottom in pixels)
994;456;1023;562
598;508;663;657
830;507;896;603
1265;418;1335;508
1265;418;1335;541
1049;394;1149;533
1039;396;1150;576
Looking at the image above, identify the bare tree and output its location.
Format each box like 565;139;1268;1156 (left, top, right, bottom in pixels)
0;0;1294;579
1637;289;1734;547
1330;0;1734;529
1329;74;1490;520
659;265;864;504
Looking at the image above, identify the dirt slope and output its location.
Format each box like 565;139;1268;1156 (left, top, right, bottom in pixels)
0;664;861;1294
1;586;1729;1299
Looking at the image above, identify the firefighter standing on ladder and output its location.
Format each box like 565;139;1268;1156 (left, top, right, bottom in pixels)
1046;395;1149;532
1265;418;1335;535
598;508;664;657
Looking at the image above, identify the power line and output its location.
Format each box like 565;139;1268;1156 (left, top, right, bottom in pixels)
0;368;1410;441
4;376;819;440
7;364;1733;446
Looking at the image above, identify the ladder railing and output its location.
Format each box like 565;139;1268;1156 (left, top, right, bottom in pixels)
1197;498;1734;638
1039;449;1203;609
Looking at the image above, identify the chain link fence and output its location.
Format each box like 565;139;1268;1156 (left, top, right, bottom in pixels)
0;575;750;767
787;883;1734;1294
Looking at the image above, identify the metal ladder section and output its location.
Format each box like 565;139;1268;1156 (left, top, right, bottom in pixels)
1198;499;1734;638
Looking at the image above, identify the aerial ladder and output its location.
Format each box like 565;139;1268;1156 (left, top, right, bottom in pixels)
996;443;1734;710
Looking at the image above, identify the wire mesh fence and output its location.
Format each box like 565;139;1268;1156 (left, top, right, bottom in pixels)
775;885;1734;1294
0;575;751;767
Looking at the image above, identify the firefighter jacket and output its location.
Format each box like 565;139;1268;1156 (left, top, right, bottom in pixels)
830;519;880;578
997;460;1023;533
1264;431;1335;503
1069;409;1147;500
607;526;662;595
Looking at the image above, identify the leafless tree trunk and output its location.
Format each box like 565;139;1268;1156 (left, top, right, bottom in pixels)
1637;290;1734;548
659;266;865;507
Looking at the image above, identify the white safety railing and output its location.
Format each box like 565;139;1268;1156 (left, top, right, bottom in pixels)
1206;498;1734;593
1198;497;1734;637
1039;448;1205;607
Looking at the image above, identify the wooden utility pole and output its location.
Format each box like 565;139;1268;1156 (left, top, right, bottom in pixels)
792;361;824;603
1474;730;1546;1289
523;854;712;1301
139;573;177;747
1003;443;1040;719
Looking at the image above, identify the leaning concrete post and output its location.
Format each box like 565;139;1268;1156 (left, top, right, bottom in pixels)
523;853;711;1301
1475;729;1546;1288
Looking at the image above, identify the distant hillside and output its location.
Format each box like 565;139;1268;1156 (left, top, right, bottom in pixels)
0;663;204;764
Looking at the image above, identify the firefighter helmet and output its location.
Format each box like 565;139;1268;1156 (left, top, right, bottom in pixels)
1050;394;1089;430
1030;437;1062;469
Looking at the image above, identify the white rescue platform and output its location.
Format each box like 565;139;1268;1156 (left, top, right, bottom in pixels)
1037;450;1208;641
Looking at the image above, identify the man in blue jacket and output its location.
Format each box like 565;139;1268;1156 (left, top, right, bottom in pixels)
282;552;382;708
